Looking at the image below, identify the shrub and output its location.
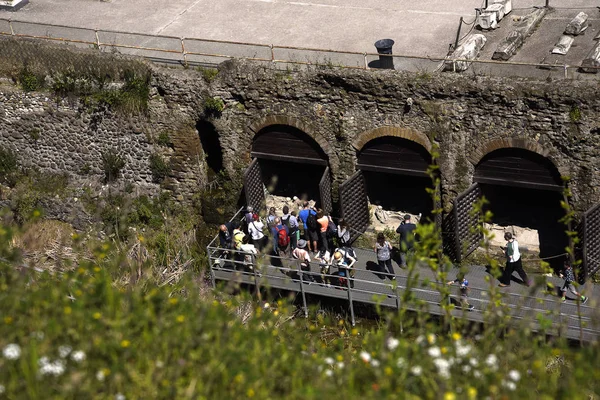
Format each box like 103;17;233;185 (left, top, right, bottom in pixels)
204;97;225;117
156;131;173;148
198;67;219;82
0;146;19;186
148;153;171;183
101;149;126;183
18;66;41;92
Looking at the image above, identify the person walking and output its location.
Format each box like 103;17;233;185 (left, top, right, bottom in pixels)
447;275;475;311
298;202;318;253
292;239;314;283
337;218;351;247
498;232;530;287
374;232;395;280
282;205;299;250
559;258;588;304
316;209;329;253
396;214;416;268
271;217;290;257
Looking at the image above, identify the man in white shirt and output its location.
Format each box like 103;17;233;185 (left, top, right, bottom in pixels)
498;232;530;287
248;214;266;252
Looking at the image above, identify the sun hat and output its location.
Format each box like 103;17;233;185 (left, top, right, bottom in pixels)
297;239;307;249
333;251;342;260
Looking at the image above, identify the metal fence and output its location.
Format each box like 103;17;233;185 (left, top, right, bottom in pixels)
1;17;599;79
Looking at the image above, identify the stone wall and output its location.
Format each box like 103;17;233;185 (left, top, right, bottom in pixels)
2;41;600;217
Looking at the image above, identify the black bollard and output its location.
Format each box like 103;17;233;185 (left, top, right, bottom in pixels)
374;39;395;69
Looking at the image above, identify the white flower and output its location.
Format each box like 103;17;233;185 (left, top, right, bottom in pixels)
415;335;425;345
115;393;126;400
336;362;345;369
410;365;422;376
371;359;380;367
386;337;399;351
433;358;451;379
0;384;4;394
3;344;21;360
428;346;441;358
502;380;517;391
39;359;66;376
155;360;164;368
263;303;270;309
485;354;498;370
30;331;45;340
397;357;405;368
39;356;50;367
96;370;106;382
469;357;479;367
359;351;371;363
71;350;86;363
508;369;521;382
58;345;72;358
324;369;333;377
473;370;482;378
455;342;472;357
324;357;335;365
462;365;472;373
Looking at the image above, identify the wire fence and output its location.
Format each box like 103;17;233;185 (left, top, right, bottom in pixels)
1;17;599;79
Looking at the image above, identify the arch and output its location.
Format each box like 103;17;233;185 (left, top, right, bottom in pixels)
248;115;332;157
469;138;568;177
357;136;432;177
252;124;328;165
352;126;433;153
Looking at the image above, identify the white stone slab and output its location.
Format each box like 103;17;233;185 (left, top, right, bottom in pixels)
552;35;574;55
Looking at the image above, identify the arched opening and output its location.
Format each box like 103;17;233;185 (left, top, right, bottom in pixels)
196;120;224;177
248;124;331;212
357;136;434;222
474;148;567;270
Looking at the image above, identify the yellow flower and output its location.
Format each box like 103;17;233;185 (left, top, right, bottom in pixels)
427;334;436;344
247;388;255;398
273;310;279;316
337;355;343;362
32;210;41;218
444;392;456;400
72;233;79;240
338;319;345;326
234;374;245;384
78;267;86;274
93;312;102;320
4;316;13;324
441;347;448;355
385;367;393;376
351;328;359;336
64;306;72;315
467;387;477;400
452;332;461;341
176;315;185;323
94;266;101;273
138;235;145;243
102;243;110;251
121;340;131;348
169;298;178;305
75;290;82;297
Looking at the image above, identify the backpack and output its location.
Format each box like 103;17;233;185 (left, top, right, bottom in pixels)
282;215;291;229
340;246;356;263
306;212;318;231
326;217;337;238
276;226;290;247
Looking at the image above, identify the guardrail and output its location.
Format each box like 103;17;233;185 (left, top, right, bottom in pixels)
1;17;600;79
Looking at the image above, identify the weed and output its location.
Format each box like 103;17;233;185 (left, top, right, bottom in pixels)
198;67;219;82
156;131;173;148
204;97;225;117
569;105;581;123
148;153;171;183
18;66;41;92
101;149;126;183
0;146;19;186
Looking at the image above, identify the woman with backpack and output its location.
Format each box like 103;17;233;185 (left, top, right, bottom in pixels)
374;232;395;280
337;218;351;247
270;217;290;257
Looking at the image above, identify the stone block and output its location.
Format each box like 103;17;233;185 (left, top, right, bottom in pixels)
564;12;588;36
444;34;487;72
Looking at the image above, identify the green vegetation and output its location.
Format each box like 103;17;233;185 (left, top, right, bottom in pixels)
101;149;126;183
156;131;173;148
18;66;42;92
204;97;225;117
0;146;19;186
197;67;219;83
8;171;69;223
148;153;171;183
569;105;582;123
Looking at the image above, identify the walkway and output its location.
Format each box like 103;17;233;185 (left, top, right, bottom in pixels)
208;244;600;342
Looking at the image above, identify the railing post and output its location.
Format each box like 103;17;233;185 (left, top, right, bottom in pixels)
297;260;308;318
364;52;369;70
94;29;100;50
346;269;356;326
9;19;14;36
207;246;216;288
270;44;275;63
181;37;188;68
252;254;261;300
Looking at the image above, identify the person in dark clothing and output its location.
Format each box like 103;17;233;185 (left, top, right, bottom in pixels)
447;275;474;311
219;223;233;249
396;214;416;268
559;258;588;304
374;232;394;279
498;232;530;287
298;202;318;253
270;217;290;256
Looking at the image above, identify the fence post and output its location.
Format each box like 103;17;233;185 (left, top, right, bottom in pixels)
298;260;308;318
251;254;261;300
94;29;100;50
207;246;216;288
270;44;275;63
346;269;356;326
180;38;188;68
364;52;369;70
9;19;14;36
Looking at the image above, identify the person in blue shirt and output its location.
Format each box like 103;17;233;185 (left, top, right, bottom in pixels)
447;275;474;311
298;201;318;253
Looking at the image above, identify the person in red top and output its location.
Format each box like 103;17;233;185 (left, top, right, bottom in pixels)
316;209;329;253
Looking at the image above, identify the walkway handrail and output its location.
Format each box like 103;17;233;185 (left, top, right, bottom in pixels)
2;17;600;77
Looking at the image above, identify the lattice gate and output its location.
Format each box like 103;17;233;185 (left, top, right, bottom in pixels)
443;184;482;263
319;167;333;215
244;159;266;212
581;203;600;282
339;171;370;244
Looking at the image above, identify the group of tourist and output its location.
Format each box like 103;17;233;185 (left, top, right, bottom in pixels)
218;206;590;306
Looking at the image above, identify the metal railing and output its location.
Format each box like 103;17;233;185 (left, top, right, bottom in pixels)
1;18;600;79
206;241;599;340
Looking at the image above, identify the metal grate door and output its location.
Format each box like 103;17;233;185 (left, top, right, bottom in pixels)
581;203;600;282
319;167;333;215
339;171;370;244
244;158;266;212
444;184;482;263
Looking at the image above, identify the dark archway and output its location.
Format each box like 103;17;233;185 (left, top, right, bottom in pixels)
474;148;567;271
357;136;434;220
249;125;331;211
196;120;224;176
